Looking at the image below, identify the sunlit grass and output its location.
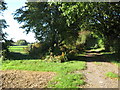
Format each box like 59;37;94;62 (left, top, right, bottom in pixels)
9;45;28;54
87;48;104;52
93;61;102;65
105;72;120;79
9;46;28;48
2;60;86;88
110;61;120;67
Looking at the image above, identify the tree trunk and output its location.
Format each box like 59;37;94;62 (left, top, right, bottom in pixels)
104;37;111;52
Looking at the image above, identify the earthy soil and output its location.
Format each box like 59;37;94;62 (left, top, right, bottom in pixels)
1;70;56;88
1;62;118;88
75;62;118;88
1;53;119;88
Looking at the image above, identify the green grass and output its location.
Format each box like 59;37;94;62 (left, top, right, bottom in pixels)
2;60;86;88
88;48;104;52
100;52;114;55
93;61;102;65
9;46;28;48
9;46;28;54
105;72;120;79
48;73;85;88
110;61;120;67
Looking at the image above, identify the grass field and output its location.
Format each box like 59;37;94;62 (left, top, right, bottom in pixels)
9;46;28;54
2;60;86;88
2;46;120;88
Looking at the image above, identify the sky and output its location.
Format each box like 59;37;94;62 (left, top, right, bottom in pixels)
1;0;37;43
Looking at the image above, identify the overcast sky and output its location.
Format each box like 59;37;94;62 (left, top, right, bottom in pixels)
1;0;36;43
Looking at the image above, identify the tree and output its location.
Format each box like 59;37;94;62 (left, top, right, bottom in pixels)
57;2;120;52
14;2;78;55
15;39;28;45
0;1;10;60
14;2;120;57
0;1;8;41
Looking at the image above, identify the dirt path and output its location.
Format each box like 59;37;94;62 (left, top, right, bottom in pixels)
1;70;56;88
76;62;118;88
1;57;119;88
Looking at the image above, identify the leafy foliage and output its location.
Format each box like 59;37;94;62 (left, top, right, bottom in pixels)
14;2;120;59
15;39;28;46
45;52;68;63
0;1;10;60
24;42;50;58
14;2;79;56
58;2;120;52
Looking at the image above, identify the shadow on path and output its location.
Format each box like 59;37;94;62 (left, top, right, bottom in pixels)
69;53;119;62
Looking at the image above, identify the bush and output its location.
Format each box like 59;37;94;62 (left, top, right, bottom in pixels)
111;39;120;60
76;44;85;51
1;42;10;60
24;42;50;59
45;52;68;63
67;49;78;59
15;39;28;46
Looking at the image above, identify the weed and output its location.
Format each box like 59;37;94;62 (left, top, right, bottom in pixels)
105;72;119;79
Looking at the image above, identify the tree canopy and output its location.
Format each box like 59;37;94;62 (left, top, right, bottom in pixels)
14;2;120;55
15;39;28;46
58;2;120;51
14;2;79;54
0;1;8;41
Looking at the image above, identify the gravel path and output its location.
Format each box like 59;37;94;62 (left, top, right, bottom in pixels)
1;70;56;88
75;62;118;88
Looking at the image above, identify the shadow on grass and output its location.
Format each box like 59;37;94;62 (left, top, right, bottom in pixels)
85;50;110;53
8;52;39;60
69;53;120;62
8;51;120;62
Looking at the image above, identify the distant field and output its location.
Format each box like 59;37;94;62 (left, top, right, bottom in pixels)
9;46;28;54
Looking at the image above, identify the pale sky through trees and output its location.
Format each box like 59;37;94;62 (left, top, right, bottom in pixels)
1;0;36;43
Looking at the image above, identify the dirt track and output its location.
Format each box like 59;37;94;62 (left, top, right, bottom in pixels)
76;62;118;88
1;70;56;88
1;61;119;88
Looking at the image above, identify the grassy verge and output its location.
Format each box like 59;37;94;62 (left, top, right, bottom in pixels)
110;61;120;67
2;60;86;88
105;72;120;79
88;48;104;52
93;61;102;65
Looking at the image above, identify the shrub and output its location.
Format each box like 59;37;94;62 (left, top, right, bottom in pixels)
1;42;10;60
15;39;28;46
24;42;50;59
67;49;78;59
76;44;85;52
54;53;68;62
45;52;68;63
111;39;120;54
